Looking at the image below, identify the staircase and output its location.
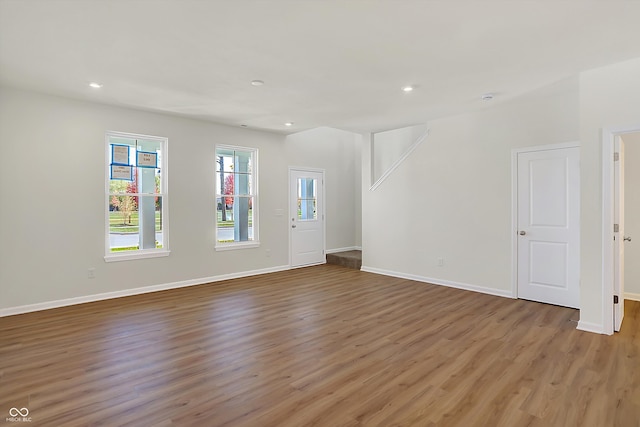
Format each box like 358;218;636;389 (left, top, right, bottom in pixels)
326;250;362;270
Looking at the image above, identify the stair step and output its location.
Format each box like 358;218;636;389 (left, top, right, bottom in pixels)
326;250;362;270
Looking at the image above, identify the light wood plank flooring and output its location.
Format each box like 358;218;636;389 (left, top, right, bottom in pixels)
1;265;639;426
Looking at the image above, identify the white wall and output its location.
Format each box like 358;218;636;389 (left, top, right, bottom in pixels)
622;132;640;299
579;57;640;330
0;87;360;312
362;78;579;295
354;136;362;248
372;124;427;184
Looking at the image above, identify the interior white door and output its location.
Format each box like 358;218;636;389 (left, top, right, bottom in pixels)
289;169;325;267
517;147;580;308
614;137;625;331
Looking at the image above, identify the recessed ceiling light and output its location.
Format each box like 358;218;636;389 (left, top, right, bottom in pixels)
285;122;294;127
402;86;414;92
481;93;494;101
89;82;103;89
251;80;264;86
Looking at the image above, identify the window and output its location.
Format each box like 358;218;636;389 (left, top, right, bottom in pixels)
297;177;318;221
215;145;258;249
105;131;169;261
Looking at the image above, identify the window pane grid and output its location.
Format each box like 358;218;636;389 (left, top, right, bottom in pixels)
106;132;167;257
215;146;257;246
297;177;317;221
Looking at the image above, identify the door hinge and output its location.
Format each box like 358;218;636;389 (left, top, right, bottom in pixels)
614;152;620;162
614;224;619;233
614;295;619;304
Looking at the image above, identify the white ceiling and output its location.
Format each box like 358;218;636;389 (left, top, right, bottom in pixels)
1;1;640;134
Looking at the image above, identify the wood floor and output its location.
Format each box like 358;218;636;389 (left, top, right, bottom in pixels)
1;265;639;426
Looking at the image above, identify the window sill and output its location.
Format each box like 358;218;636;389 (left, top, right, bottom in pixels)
215;242;260;251
104;249;170;262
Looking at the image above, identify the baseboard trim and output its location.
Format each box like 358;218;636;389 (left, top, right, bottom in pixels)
360;266;514;299
577;320;606;334
326;246;362;254
624;292;640;302
0;265;291;317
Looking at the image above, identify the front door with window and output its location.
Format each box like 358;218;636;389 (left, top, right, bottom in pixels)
289;168;325;267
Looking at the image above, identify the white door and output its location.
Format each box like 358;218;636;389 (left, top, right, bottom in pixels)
614;137;625;331
517;146;580;308
289;169;325;267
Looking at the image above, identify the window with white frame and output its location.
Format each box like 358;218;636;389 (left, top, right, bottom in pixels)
215;145;258;249
106;131;169;261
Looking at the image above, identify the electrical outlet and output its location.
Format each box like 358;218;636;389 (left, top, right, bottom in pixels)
437;258;444;267
88;268;95;279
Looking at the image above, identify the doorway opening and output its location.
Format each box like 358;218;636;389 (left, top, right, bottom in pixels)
603;128;640;334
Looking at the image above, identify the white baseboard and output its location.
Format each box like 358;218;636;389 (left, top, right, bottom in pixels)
577;320;606;334
326;246;361;254
0;265;290;317
360;265;515;299
624;292;640;302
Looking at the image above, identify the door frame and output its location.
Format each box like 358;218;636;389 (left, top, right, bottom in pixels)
511;141;581;299
602;125;640;334
288;166;326;268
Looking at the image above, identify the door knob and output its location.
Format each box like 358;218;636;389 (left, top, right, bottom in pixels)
292;224;297;228
624;236;632;242
519;231;526;236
